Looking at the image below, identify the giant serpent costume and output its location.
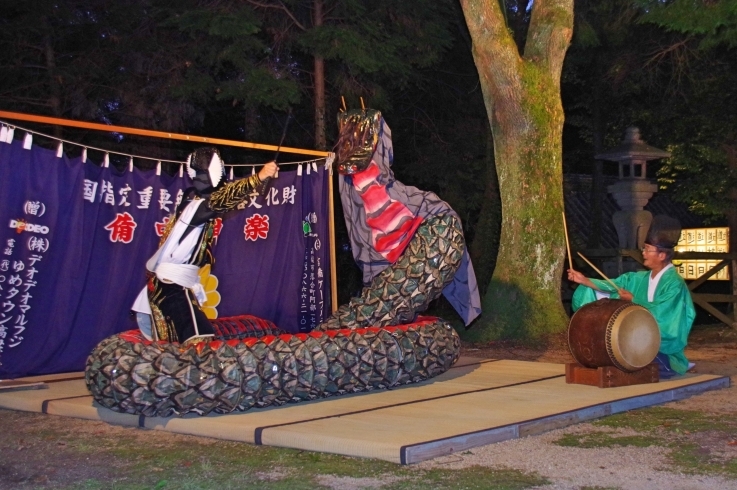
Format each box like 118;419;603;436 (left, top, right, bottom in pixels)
85;110;480;416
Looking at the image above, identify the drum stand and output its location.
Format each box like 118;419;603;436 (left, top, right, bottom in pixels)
565;363;659;388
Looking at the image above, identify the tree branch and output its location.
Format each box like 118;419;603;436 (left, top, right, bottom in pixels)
524;0;573;84
459;0;524;104
245;0;307;31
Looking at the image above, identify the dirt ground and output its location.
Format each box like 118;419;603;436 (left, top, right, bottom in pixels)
1;322;736;489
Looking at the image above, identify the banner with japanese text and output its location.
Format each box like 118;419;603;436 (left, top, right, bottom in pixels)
0;139;330;378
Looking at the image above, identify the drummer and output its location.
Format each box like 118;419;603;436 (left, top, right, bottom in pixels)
567;215;695;378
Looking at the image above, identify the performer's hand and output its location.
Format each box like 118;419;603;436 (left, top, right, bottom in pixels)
618;289;634;302
258;161;278;181
567;269;586;284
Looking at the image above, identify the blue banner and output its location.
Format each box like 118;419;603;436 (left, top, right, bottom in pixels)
0;139;330;378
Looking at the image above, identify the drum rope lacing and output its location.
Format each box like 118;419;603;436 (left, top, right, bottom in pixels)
604;302;634;372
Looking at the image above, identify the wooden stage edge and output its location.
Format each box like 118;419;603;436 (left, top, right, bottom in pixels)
401;376;729;464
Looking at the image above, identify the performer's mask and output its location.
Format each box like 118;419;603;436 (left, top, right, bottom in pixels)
334;109;381;175
186;147;225;190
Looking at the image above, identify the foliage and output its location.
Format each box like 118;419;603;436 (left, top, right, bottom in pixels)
637;0;737;225
562;0;737;227
637;0;737;49
659;143;737;221
0;1;121;119
555;432;659;448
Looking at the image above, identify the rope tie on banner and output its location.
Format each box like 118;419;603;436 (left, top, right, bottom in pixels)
1;126;15;144
0;118;188;166
326;153;335;176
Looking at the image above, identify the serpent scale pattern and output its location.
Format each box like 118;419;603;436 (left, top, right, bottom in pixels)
85;317;460;417
319;213;465;330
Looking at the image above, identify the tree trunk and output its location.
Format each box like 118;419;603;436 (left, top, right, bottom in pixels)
313;0;326;150
460;0;573;341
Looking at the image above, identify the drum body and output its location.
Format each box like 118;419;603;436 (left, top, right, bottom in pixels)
568;299;661;372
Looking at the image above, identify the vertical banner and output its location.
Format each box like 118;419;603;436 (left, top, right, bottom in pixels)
0;139;330;378
209;163;330;332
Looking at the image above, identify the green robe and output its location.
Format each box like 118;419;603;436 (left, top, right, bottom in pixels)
571;266;695;374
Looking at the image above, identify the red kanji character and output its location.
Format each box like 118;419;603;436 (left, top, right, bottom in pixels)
104;212;137;243
212;217;223;239
154;216;171;237
244;214;269;241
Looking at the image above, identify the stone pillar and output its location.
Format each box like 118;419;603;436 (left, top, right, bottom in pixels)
608;180;658;249
595;127;670;250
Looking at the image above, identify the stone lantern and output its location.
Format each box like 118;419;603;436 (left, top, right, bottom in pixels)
595;127;670;249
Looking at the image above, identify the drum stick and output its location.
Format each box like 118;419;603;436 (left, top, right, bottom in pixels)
577;251;621;292
562;212;574;271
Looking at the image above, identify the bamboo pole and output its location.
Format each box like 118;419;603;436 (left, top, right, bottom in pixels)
0;110;329;157
562;211;574;271
328;166;338;313
577;252;621;292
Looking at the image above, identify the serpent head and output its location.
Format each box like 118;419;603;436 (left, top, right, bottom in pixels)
334;109;382;175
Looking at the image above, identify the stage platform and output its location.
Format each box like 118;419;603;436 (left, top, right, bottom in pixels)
0;358;729;464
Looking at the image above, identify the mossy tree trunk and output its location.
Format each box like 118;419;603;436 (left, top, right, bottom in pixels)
459;0;573;341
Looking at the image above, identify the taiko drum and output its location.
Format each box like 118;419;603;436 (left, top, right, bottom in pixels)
568;299;661;372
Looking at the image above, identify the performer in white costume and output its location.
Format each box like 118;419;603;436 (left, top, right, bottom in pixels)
132;147;276;343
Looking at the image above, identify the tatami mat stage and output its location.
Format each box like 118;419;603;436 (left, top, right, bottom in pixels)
0;358;729;464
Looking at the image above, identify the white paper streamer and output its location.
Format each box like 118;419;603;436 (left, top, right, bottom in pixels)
0;126;7;143
229;166;234;181
306;162;311;175
6;127;15;143
22;133;33;150
326;153;335;176
82;148;88;163
179;164;184;178
128;156;134;172
251;166;256;175
297;164;303;176
103;153;110;168
311;161;318;173
56;142;64;158
156;161;161;176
